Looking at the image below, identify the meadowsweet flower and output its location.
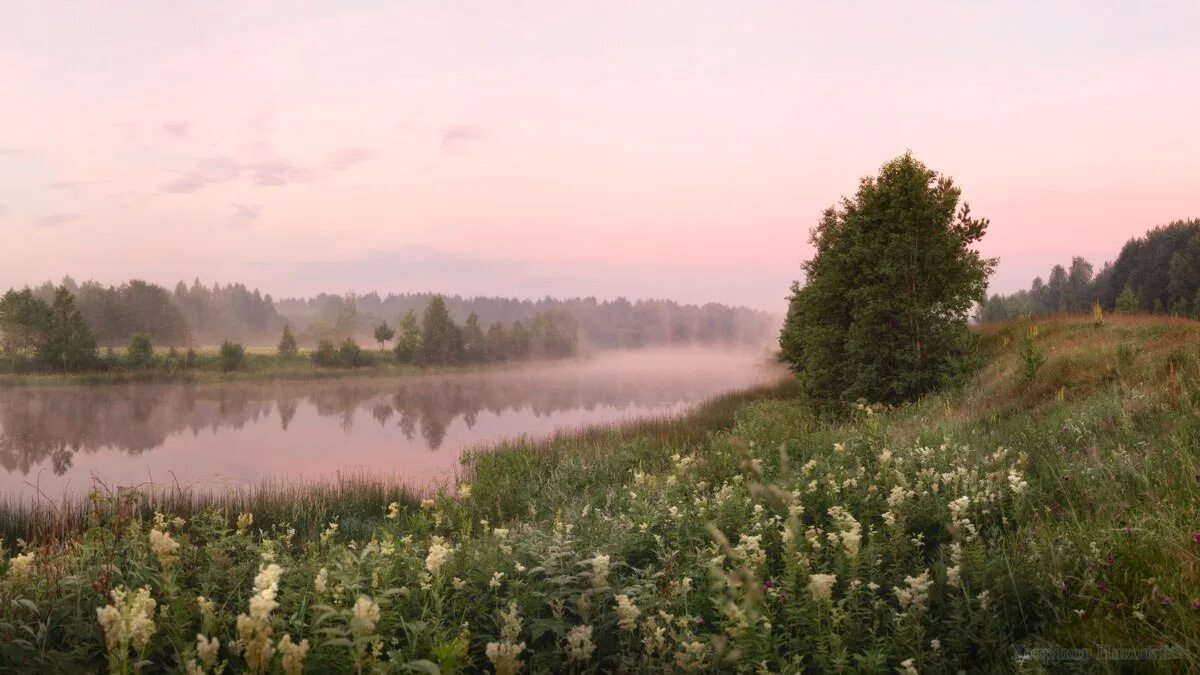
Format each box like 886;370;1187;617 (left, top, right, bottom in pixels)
237;512;254;534
615;594;641;631
588;553;611;589
946;543;963;588
420;498;436;510
894;570;933;611
425;536;452;574
735;534;766;568
808;573;837;602
197;596;215;617
1007;470;1028;495
237;563;283;673
351;596;381;636
278;634;309;675
490;571;505;589
674;641;707;672
487;640;526;675
8;551;34;580
96;586;157;667
899;657;919;674
314;567;328;594
150;528;180;569
320;522;339;545
453;577;466;590
828;506;862;556
457;483;472;499
387;502;401;520
565;625;595;662
492;527;509;540
196;634;220;670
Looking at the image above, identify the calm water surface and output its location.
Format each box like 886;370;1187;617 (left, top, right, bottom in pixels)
0;348;783;500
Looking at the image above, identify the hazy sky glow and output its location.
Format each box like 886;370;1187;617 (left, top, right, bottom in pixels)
2;2;1197;311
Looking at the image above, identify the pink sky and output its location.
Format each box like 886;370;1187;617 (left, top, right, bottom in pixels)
1;2;1197;312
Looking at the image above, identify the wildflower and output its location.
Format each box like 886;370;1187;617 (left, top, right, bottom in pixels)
674;641;707;672
96;586;157;667
387;502;401;520
486;640;526;675
946;542;963;588
351;596;381;636
492;527;510;540
197;596;216;617
278;634;309;675
420;498;436;510
196;634;220;670
490;571;505;589
453;577;466;590
150;528;180;569
828;506;862;556
8;551;34;581
588;553;611;589
425;536;453;574
615;594;641;631
319;522;339;545
930;639;941;651
735;534;766;568
237;563;283;673
948;496;970;521
237;512;254;534
1192;531;1200;546
565;625;596;662
1007;470;1028;495
808;573;837;603
314;567;328;594
457;483;472;499
899;657;919;674
977;590;992;611
894;570;933;611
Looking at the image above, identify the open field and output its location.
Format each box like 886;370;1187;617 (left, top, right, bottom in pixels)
2;316;1199;672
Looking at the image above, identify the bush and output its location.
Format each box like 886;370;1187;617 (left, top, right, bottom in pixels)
127;333;155;369
339;338;368;368
277;325;299;359
218;340;248;372
1018;326;1046;381
311;339;339;367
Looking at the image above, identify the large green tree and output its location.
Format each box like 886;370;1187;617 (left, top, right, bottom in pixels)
780;154;995;404
393;310;422;363
419;296;462;366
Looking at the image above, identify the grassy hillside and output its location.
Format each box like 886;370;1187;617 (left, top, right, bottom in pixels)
2;316;1198;672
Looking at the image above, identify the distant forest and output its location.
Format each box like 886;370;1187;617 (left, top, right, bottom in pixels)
979;219;1200;322
10;279;777;350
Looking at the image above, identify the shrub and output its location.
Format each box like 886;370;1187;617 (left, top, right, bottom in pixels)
339;338;367;368
127;333;155;369
218;340;248;372
312;339;339;367
1018;326;1046;381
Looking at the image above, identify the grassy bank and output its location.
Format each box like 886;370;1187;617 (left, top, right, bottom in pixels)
0;347;545;387
2;316;1199;672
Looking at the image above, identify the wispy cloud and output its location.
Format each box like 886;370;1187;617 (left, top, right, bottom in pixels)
227;203;260;227
36;213;80;228
440;126;482;151
323;147;374;171
161;156;242;193
161;120;190;139
248;160;310;187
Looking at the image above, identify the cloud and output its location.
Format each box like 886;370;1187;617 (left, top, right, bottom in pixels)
323;147;374;171
162;156;242;193
227;203;260;227
36;213;80;228
248;160;310;186
161;121;190;139
440;126;482;150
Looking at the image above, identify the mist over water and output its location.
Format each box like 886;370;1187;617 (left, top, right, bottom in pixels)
0;348;784;500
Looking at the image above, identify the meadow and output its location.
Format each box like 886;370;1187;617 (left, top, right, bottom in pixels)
1;316;1198;672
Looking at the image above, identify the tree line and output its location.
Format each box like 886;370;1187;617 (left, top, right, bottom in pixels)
306;296;579;368
978;219;1200;322
276;292;775;349
8;278;775;351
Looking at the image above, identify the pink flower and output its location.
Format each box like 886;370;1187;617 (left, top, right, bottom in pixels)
1191;531;1200;546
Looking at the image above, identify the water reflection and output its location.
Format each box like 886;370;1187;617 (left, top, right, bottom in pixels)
0;348;782;497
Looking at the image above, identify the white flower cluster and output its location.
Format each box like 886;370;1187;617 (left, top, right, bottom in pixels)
237;563;283;673
425;536;453;574
96;586;158;663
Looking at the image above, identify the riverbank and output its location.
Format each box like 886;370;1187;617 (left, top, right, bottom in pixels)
2;317;1198;671
0;348;558;387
